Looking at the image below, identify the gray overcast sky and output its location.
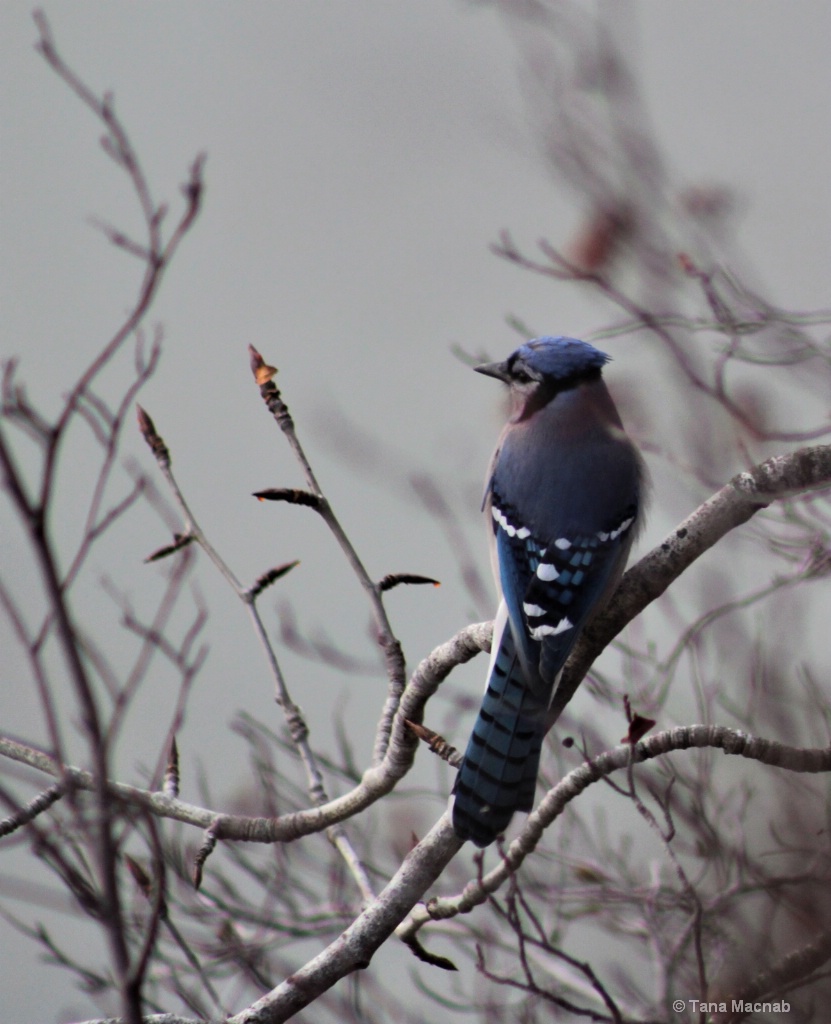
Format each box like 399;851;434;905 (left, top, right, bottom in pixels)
1;2;829;1019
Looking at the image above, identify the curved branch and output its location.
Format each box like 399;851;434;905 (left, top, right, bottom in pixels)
400;724;831;936
0;622;491;841
551;444;831;722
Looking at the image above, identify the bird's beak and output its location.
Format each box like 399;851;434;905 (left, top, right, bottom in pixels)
474;359;511;382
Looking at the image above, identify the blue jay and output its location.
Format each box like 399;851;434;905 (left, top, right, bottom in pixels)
452;336;645;847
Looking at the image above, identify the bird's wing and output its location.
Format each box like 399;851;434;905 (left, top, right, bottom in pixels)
490;480;637;696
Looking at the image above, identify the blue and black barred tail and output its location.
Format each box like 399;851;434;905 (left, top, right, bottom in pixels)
452;632;547;847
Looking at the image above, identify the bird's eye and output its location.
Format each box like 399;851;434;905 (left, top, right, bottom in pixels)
512;368;532;384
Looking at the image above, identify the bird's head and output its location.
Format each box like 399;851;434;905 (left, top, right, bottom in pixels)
475;337;611;421
475;336;610;392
